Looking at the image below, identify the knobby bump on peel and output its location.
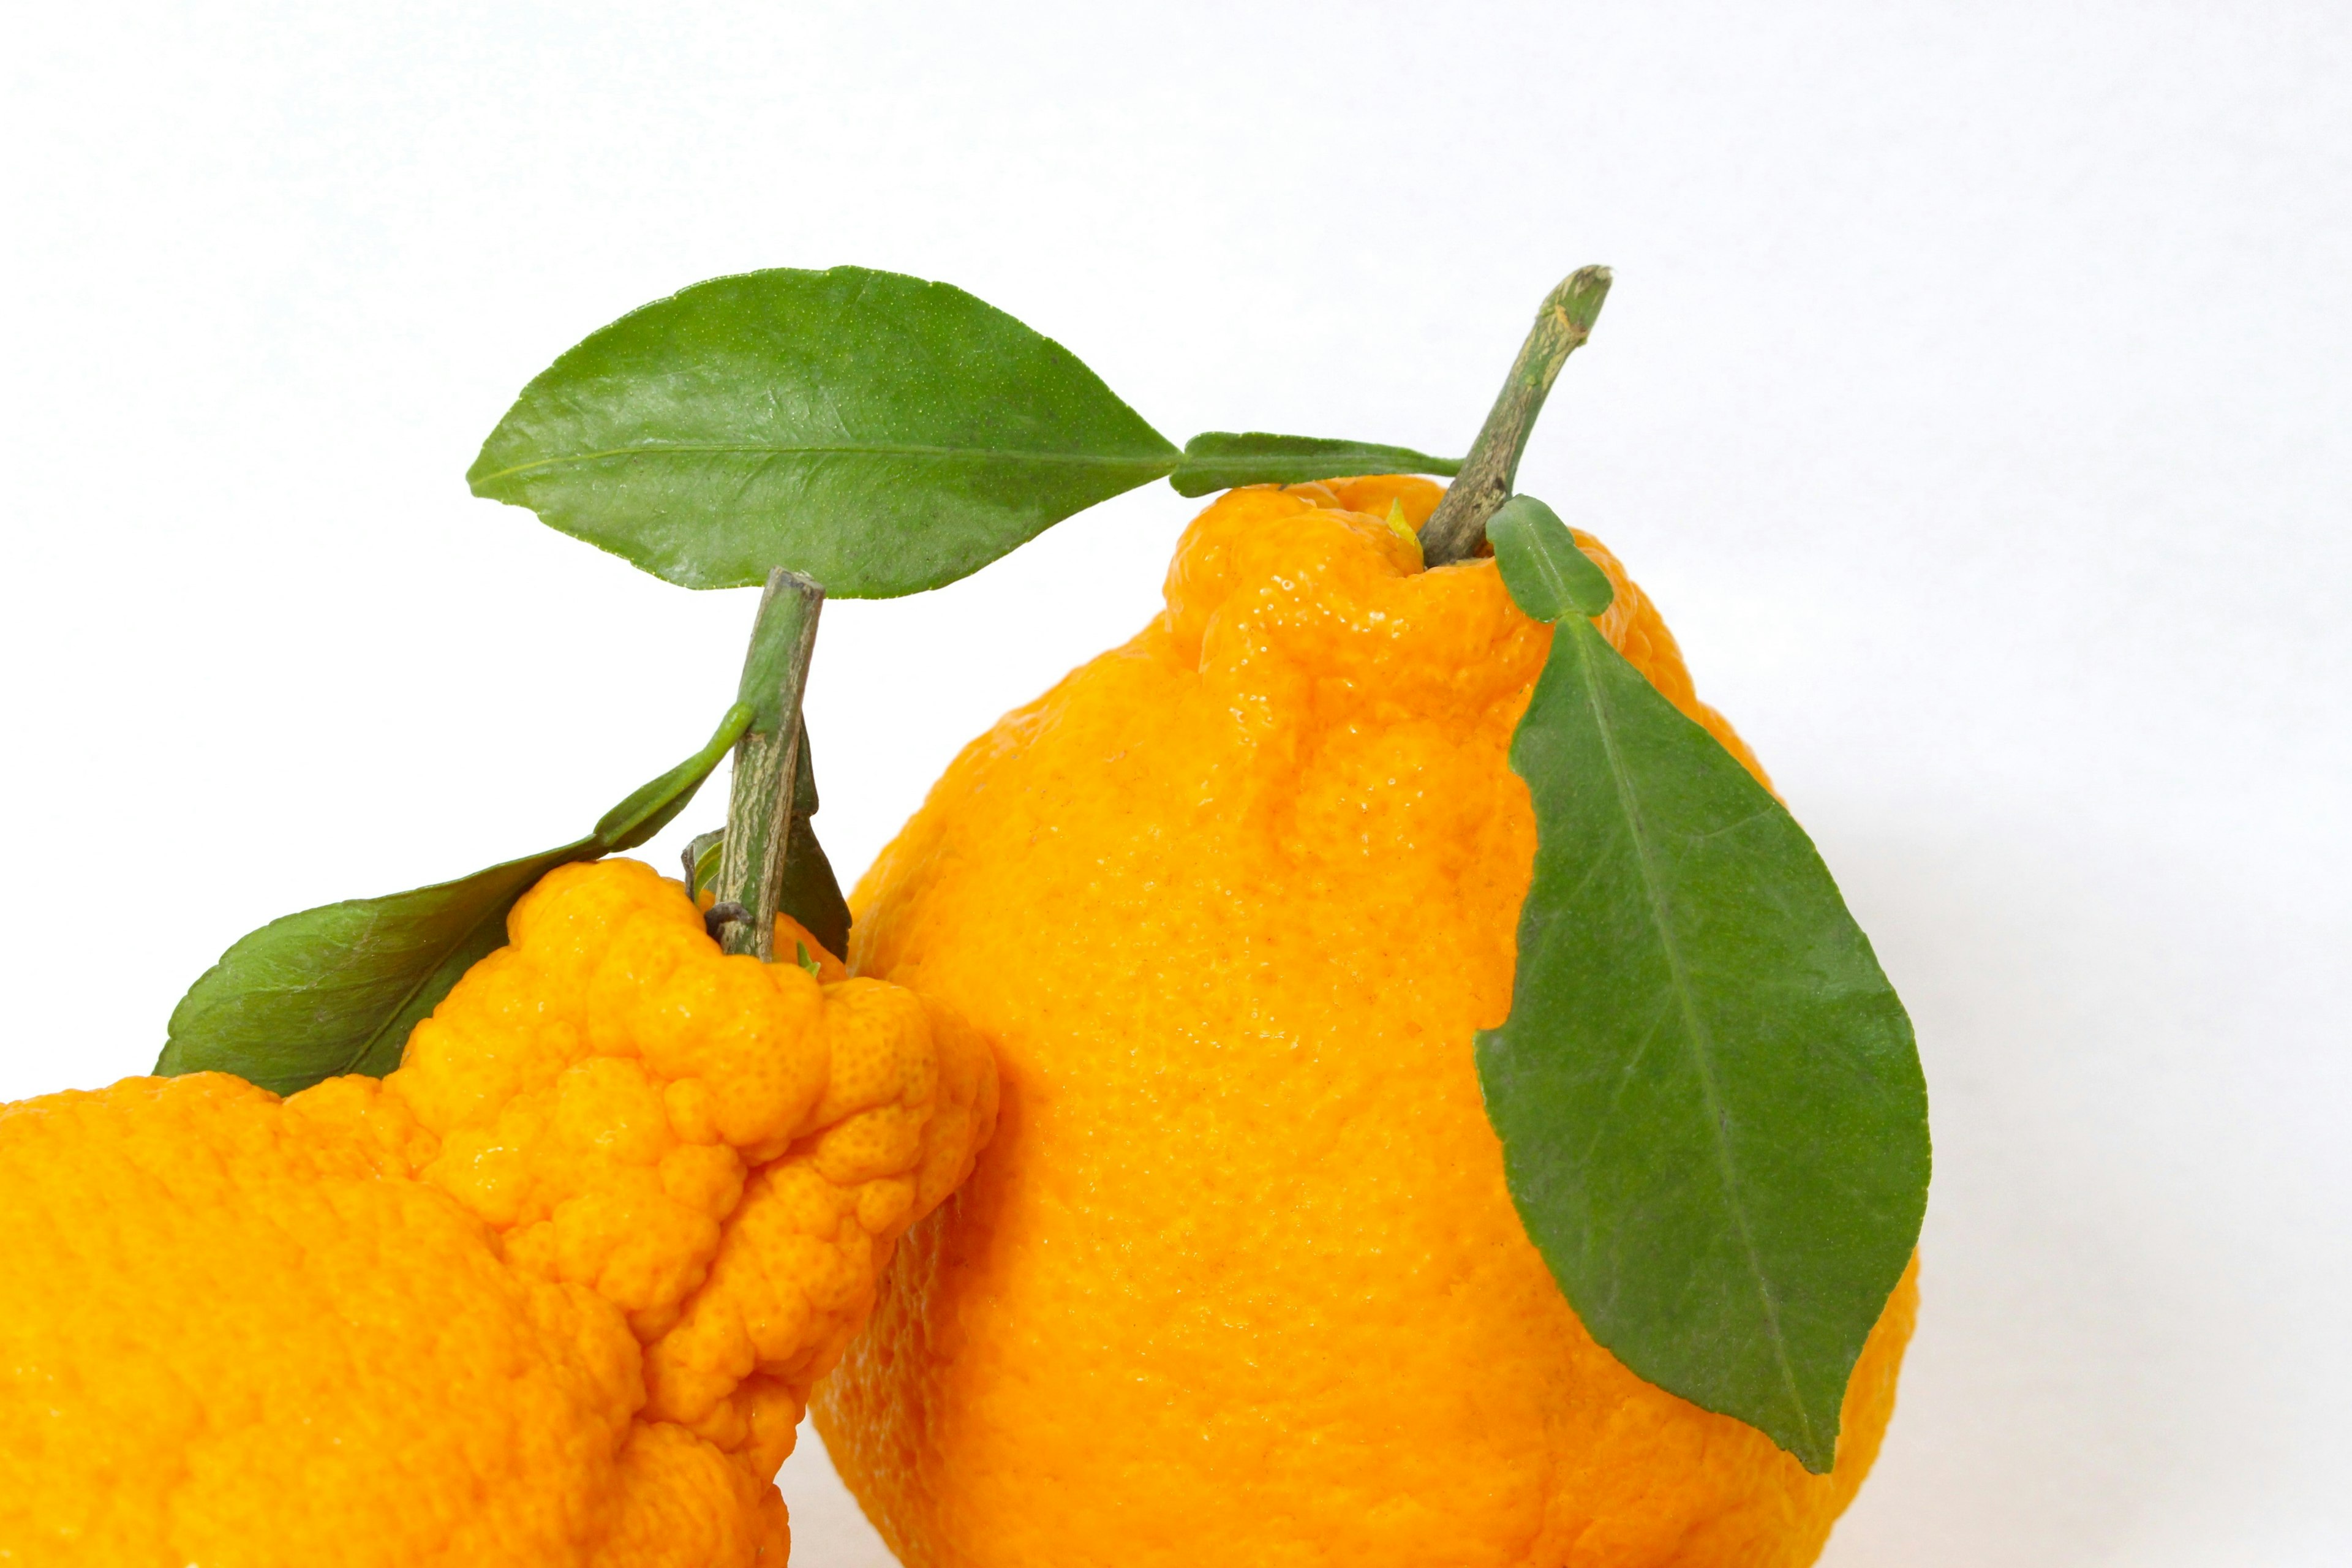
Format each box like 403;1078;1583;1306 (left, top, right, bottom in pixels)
4;858;997;1566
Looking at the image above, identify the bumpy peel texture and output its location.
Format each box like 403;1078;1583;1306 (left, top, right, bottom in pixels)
815;477;1917;1568
0;858;996;1567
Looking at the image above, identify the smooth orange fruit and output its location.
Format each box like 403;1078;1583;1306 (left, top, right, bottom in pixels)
814;478;1915;1567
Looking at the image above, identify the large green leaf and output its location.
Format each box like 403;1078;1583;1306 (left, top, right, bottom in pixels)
157;705;753;1096
1478;497;1929;1472
469;266;1181;597
1168;432;1462;496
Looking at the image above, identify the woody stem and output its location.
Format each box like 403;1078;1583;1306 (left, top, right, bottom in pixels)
1417;266;1612;567
714;568;824;960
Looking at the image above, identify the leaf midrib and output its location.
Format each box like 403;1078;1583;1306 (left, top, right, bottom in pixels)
473;442;1178;488
1572;622;1815;1451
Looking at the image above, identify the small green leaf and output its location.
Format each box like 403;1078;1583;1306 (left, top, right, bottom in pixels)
1169;432;1464;497
469;266;1181;597
775;812;851;958
1479;509;1929;1472
1487;495;1613;619
157;706;754;1096
685;830;725;897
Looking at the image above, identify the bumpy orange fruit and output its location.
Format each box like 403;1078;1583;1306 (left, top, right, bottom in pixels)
0;858;995;1567
815;478;1917;1568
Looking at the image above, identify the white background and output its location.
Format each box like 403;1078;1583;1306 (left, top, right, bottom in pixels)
4;4;2346;1563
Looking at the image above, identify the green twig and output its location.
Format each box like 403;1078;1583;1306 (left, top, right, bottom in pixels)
714;569;824;959
1418;266;1612;567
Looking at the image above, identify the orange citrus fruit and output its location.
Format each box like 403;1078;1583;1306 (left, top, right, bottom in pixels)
0;859;995;1567
814;478;1916;1567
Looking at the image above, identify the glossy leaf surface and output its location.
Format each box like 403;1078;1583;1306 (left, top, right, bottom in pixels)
469;266;1180;597
157;706;753;1095
1487;495;1612;619
1479;507;1929;1472
1168;431;1463;496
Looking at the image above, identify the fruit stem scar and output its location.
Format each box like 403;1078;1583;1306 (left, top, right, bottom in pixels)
714;568;824;960
1419;266;1612;568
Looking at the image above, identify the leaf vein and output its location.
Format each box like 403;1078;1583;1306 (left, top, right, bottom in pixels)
473;443;1177;488
1574;625;1815;1449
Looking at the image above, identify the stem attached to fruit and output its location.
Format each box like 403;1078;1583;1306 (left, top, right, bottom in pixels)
715;568;824;960
1418;266;1613;567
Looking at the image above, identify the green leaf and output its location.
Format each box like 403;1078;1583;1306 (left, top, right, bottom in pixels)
682;719;851;957
685;830;725;897
594;705;757;851
157;705;754;1096
1486;495;1612;619
469;266;1180;597
775;811;851;958
1167;431;1463;497
1479;505;1929;1472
